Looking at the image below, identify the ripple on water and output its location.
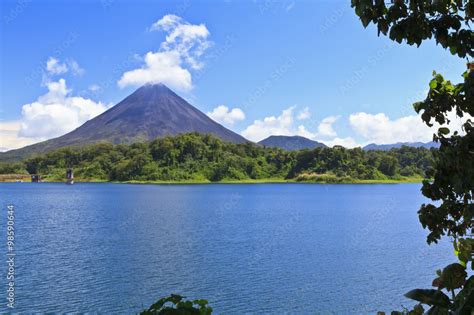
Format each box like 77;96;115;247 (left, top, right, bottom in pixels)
0;183;452;313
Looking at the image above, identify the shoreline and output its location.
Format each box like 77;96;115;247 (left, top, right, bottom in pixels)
0;177;424;185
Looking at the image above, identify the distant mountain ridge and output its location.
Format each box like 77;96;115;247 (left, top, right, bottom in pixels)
363;141;439;151
0;84;247;162
259;135;327;151
258;136;438;151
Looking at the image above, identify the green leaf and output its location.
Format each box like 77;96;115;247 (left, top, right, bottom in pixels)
404;289;451;307
426;306;448;314
413;101;424;113
193;299;209;307
440;263;467;290
429;79;438;89
438;127;450;135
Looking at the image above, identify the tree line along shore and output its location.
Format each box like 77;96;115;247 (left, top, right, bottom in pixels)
0;133;433;184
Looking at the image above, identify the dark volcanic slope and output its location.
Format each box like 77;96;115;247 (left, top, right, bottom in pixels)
259;135;327;151
0;84;247;161
54;84;247;145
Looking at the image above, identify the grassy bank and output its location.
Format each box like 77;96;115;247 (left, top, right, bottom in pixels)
1;175;424;184
0;174;31;182
121;178;423;184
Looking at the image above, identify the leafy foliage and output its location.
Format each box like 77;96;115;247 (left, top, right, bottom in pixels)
0;162;28;174
416;70;474;244
398;269;474;314
351;0;473;58
352;0;473;314
0;133;435;183
404;289;451;308
140;294;212;315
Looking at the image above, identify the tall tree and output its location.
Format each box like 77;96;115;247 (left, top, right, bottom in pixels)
352;0;473;313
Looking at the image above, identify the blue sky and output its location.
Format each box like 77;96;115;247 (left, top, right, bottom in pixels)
0;0;467;150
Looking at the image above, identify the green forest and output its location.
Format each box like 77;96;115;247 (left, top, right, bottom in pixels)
0;133;434;183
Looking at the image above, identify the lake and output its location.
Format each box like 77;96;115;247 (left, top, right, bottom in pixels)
0;183;452;313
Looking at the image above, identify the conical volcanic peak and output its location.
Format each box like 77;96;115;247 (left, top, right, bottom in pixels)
0;84;248;161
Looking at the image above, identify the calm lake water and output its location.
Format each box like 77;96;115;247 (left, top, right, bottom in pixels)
0;183;452;314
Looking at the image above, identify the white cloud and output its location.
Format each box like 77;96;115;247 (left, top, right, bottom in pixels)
239;106;473;148
319;111;472;148
0;79;110;151
241;107;294;142
241;106;316;142
312;115;359;148
46;57;84;76
295;124;316;139
316;115;340;138
18;79;109;140
88;84;101;92
118;51;192;91
68;59;85;76
1;55;111;152
151;14;210;70
240;107;361;147
118;14;211;91
349;111;471;144
150;14;182;32
322;137;360;148
350;112;423;143
46;57;68;75
0;121;36;151
207;105;245;126
297;107;311;120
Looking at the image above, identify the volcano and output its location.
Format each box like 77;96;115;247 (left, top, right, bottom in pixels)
0;84;248;161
